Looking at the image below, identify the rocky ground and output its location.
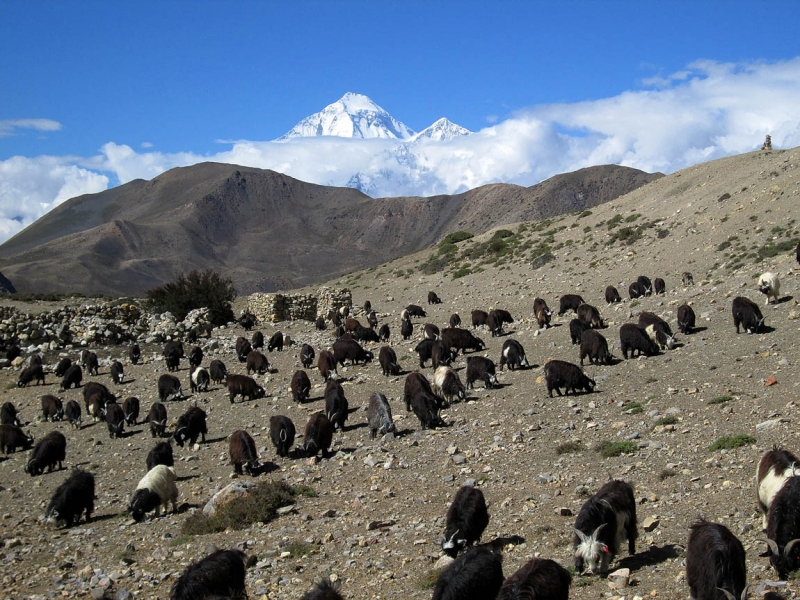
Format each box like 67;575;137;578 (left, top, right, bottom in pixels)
0;147;799;600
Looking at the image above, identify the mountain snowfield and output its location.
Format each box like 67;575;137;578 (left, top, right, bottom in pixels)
272;92;475;196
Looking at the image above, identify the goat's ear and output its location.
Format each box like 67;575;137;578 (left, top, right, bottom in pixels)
600;543;610;554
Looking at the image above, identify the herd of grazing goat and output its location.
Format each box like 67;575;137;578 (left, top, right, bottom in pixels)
0;266;793;599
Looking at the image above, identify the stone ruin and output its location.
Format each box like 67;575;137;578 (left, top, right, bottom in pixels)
761;134;772;151
245;286;352;323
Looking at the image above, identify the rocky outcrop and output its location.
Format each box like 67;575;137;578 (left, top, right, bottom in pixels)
245;287;352;323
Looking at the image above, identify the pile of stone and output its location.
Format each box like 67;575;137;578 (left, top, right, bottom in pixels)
245;286;351;323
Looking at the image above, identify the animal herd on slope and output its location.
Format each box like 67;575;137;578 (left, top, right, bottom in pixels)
0;261;794;599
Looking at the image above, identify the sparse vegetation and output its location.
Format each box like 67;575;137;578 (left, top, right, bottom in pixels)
622;402;643;415
595;440;638;458
416;569;443;590
654;415;678;427
145;269;236;326
709;395;734;405
181;480;299;535
709;435;756;452
556;441;587;455
284;541;314;557
441;231;474;245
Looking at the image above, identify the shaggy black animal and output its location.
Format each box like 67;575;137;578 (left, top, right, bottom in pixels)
366;310;379;329
619;323;659;359
54;357;72;377
291;370;311;403
367;392;395;440
579;330;612;366
543;360;595;397
209;359;227;384
732;296;766;334
18;363;45;387
442;485;490;557
424;323;441;340
229;430;260;475
158;374;183;402
246;350;271;375
441;328;485;355
300;343;315;368
226;374;265;403
762;476;800;580
163;340;184;359
403;372;437;411
82;381;115;409
682;272;694;286
415;339;454;369
239;313;256;330
432;545;504;600
235;336;252;362
332;338;373;366
471;309;489;328
146;441;174;470
638;312;676;350
405;304;427;318
0;424;34;453
449;314;461;328
486;311;504;337
110;360;124;384
557;294;584;316
577;303;603;328
6;345;20;362
428;291;442;304
497;557;572;600
82;351;99;376
466;356;497;389
41;395;64;421
400;317;413;340
573;480;637;575
122;396;140;425
499;338;529;371
270;415;296;457
129;343;141;365
315;317;327;331
170;548;248;600
45;469;95;527
352;325;379;343
303;412;333;458
173;406;207;447
188;345;203;369
653;277;666;295
26;430;66;475
147;402;168;437
324;379;349;430
363;300;372;313
533;298;552;329
300;577;344;600
686;520;746;600
316;350;338;381
628;280;647;299
164;348;181;372
1;401;20;425
267;331;284;352
410;391;444;430
251;331;264;349
378;346;401;376
677;304;696;334
60;364;82;390
65;400;82;429
636;275;653;295
106;402;125;438
605;286;622;304
378;323;390;341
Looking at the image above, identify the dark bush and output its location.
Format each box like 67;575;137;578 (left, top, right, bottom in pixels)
492;229;514;240
441;231;473;245
145;269;236;326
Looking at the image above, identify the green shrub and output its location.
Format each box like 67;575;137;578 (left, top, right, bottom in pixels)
284;541;314;557
595;440;638;458
625;213;641;223
416;569;443;590
622;402;643;415
452;267;472;279
556;441;587;455
607;214;624;230
708;395;733;405
181;480;298;535
758;240;796;259
708;435;756;451
716;240;731;251
492;229;514;240
441;231;473;245
577;210;592;219
654;415;678;427
145;269;236;326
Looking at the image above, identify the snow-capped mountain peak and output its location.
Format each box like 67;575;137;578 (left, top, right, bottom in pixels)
277;93;416;141
409;117;472;142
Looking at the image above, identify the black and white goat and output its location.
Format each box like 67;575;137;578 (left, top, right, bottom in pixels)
757;447;800;530
760;475;800;580
573;480;637;575
441;485;490;558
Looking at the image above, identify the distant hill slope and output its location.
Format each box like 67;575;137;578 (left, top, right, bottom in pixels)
0;163;661;296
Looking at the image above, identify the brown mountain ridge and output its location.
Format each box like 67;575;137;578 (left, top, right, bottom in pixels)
0;162;661;296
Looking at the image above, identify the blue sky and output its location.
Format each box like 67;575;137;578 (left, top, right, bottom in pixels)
2;1;800;241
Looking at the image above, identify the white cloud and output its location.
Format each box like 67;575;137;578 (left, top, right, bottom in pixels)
1;58;800;244
0;119;62;137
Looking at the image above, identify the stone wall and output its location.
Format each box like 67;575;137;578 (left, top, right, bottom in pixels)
245;286;351;323
0;302;212;350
